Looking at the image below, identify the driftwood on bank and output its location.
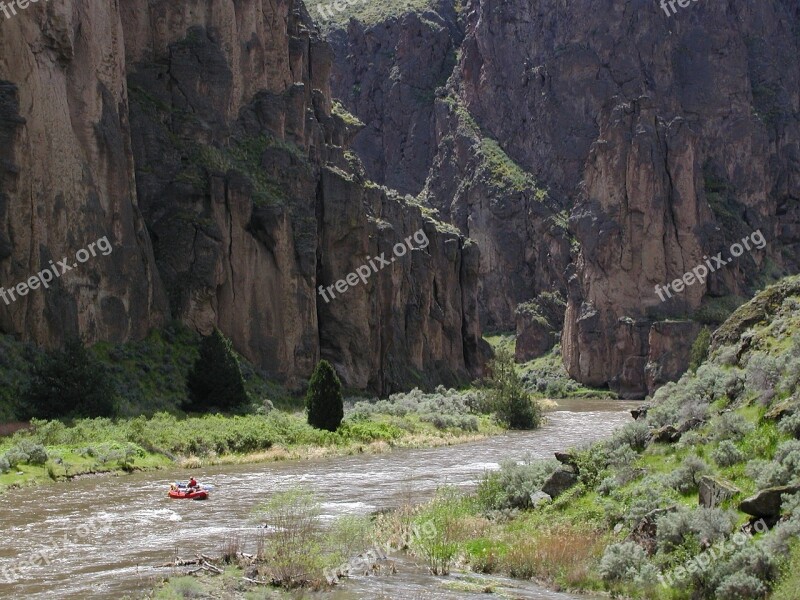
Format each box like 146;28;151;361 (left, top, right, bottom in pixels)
157;553;224;573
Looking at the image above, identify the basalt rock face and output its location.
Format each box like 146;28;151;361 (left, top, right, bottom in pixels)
326;3;462;196
322;0;800;398
0;1;168;346
0;0;482;393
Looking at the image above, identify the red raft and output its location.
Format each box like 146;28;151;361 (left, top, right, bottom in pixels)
168;484;209;500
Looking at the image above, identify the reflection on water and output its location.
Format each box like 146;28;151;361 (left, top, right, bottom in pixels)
0;401;636;599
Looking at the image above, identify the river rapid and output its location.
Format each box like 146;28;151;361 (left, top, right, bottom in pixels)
0;399;636;599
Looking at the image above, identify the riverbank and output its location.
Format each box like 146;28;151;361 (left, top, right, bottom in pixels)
389;277;800;599
0;401;505;495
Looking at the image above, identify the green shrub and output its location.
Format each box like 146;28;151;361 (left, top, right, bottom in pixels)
607;421;650;452
412;489;462;575
306;360;344;432
3;448;29;469
711;412;754;442
477;457;559;510
21;337;119;419
0;456;10;473
484;349;541;429
16;441;48;465
714;572;768;599
165;576;206;598
712;440;745;467
257;488;325;585
778;412;800;438
665;455;709;494
689;326;712;372
185;328;249;413
598;541;649;582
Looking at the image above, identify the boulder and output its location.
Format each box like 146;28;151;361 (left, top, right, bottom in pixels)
677;417;705;434
739;484;800;518
541;468;578;498
529;491;553;508
764;396;798;421
554;451;578;469
628;506;678;555
698;476;740;508
631;404;651;420
652;425;681;443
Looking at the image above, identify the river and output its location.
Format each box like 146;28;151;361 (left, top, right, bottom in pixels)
0;399;636;599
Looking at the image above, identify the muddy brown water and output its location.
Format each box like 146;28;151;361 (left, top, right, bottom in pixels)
0;399;636;599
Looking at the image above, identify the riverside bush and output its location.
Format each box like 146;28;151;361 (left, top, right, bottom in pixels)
484;349;542;429
348;387;483;432
16;441;48;465
477;457;559;510
607;421;650;452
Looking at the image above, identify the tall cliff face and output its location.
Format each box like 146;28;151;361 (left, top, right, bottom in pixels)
0;1;168;345
461;0;800;397
323;0;800;397
0;0;482;393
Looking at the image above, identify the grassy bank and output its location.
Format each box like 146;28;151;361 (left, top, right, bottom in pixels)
0;386;508;494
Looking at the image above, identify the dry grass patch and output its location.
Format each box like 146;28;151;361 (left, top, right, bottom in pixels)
500;524;607;588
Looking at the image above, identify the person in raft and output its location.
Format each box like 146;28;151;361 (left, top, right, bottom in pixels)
187;477;198;490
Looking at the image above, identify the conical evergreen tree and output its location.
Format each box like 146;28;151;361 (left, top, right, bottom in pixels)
305;360;344;431
23;337;118;419
186;328;249;413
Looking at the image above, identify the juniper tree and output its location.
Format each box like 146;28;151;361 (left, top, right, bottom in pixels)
485;348;541;429
22;337;118;419
186;328;249;413
306;360;344;431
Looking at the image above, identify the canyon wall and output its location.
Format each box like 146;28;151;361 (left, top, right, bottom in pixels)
0;0;482;393
324;0;800;397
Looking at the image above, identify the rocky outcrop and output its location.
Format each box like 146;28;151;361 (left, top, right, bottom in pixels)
699;476;740;509
0;0;482;393
645;321;702;396
541;467;578;498
515;292;565;361
740;484;800;519
326;5;462;196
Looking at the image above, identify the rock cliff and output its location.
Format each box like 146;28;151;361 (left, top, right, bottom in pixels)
322;0;800;397
0;0;482;393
